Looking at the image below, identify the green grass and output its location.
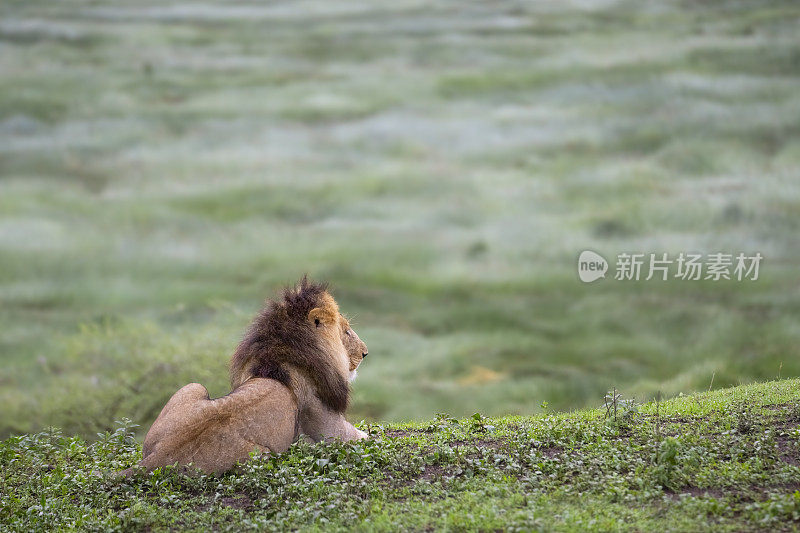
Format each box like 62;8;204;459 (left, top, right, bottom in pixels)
2;379;799;531
1;0;800;440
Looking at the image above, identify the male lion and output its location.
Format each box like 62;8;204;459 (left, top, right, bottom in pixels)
132;277;369;475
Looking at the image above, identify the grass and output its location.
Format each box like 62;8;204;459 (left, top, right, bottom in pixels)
1;379;799;531
1;0;800;440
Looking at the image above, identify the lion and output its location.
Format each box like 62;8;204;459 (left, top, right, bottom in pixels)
130;277;369;475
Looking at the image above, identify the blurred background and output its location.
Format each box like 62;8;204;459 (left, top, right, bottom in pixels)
1;0;799;439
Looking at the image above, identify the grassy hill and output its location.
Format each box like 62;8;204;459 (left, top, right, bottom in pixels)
2;379;799;531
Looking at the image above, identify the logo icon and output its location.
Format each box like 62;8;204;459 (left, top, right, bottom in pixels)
578;250;608;283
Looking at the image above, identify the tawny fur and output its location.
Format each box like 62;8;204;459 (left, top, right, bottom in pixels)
137;379;297;475
127;277;369;475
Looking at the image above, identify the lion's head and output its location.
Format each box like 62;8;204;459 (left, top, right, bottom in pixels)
340;313;368;382
229;277;368;413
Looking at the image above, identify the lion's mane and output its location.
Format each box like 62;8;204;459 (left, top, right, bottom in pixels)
229;276;350;413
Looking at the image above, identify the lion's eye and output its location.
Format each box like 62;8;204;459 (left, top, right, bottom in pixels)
314;318;320;327
345;330;351;336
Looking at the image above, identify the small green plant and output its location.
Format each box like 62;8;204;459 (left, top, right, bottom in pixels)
653;437;681;490
734;403;757;434
604;388;622;421
470;412;495;433
654;390;662;440
603;388;638;430
432;412;459;431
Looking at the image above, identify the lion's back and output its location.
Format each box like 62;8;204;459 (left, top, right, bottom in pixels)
139;378;297;474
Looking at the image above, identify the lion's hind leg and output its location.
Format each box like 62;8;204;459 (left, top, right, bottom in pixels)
142;383;210;459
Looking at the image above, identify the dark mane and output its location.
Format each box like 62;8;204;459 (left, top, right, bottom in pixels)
229;276;349;413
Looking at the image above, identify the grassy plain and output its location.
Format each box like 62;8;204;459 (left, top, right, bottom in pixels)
1;0;800;438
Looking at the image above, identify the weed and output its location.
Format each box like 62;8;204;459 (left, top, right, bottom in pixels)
653;437;681;490
469;412;495;434
735;403;758;435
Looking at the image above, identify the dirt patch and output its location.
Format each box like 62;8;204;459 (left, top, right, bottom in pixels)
383;429;425;439
533;446;564;459
756;483;800;498
669;486;726;500
448;438;506;450
194;493;254;513
768;408;800;466
763;401;800;413
420;464;449;482
775;431;799;467
667;483;800;502
221;494;253;510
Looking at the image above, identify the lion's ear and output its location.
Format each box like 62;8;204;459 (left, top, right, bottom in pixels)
308;307;326;327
